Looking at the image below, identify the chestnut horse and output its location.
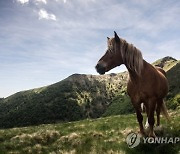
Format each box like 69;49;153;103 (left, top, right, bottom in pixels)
95;31;169;137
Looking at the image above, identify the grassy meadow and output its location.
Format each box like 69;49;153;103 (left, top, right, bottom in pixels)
0;110;179;154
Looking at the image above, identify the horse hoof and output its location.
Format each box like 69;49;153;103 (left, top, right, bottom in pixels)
145;125;149;129
138;131;146;137
148;132;156;138
155;125;163;131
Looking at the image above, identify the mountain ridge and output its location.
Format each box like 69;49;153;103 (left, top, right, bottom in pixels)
0;56;179;128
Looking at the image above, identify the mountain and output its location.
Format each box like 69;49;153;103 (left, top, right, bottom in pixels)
0;57;179;128
0;98;4;102
0;72;128;128
152;56;178;71
153;56;180;109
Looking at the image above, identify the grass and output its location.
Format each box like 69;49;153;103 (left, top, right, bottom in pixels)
103;94;134;117
0;110;179;154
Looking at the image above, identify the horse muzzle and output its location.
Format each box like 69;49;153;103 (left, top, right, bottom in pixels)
95;63;106;75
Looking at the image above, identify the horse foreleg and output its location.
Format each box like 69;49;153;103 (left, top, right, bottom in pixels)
135;106;146;136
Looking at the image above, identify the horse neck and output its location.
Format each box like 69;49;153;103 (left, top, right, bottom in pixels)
126;65;139;82
124;60;145;82
121;41;144;78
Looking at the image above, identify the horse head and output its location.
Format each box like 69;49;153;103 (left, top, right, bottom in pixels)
95;31;124;75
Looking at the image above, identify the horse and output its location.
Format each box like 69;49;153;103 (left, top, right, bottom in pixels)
95;31;169;137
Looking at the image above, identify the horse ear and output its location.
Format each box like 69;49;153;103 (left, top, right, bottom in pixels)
114;31;120;42
107;37;110;44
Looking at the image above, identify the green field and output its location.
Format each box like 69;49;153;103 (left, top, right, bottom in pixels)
0;110;179;154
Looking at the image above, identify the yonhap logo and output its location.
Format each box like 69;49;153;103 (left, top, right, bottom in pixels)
143;137;180;144
126;132;180;148
126;132;141;148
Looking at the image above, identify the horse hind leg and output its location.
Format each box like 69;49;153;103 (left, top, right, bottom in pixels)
140;103;149;129
156;99;163;126
145;117;149;129
141;103;149;129
147;98;156;137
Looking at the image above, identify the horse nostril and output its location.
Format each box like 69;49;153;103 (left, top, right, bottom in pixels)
96;64;100;69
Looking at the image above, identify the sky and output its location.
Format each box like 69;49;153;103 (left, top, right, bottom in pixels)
0;0;180;97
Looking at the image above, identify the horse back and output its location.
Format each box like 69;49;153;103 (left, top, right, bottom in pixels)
155;66;167;77
127;61;168;102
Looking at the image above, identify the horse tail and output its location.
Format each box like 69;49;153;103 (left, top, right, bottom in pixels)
161;100;170;121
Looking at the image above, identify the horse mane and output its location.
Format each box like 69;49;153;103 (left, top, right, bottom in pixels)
120;39;144;76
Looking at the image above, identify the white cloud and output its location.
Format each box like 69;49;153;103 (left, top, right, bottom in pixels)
34;0;47;4
156;39;180;58
16;0;29;4
17;0;47;5
1;0;180;97
55;0;67;3
38;9;57;21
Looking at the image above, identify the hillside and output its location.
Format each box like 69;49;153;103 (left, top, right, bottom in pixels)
0;72;128;128
153;56;180;109
0;111;179;153
0;56;179;128
152;56;178;71
166;62;180;109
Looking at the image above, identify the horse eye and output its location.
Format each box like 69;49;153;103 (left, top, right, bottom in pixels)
108;48;112;53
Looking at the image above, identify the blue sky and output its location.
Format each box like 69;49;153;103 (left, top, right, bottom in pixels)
0;0;180;97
